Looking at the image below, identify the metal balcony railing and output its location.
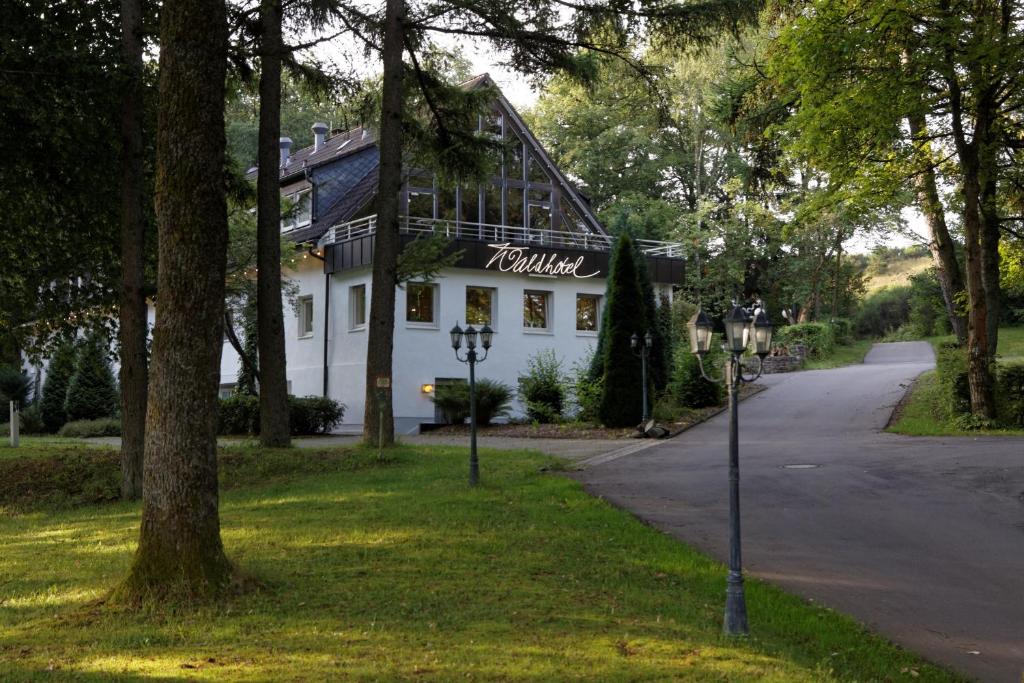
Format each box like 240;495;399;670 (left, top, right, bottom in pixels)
318;215;684;258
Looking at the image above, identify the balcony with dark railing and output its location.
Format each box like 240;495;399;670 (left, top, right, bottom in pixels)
318;214;685;258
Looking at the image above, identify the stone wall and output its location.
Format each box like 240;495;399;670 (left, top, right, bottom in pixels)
760;344;807;374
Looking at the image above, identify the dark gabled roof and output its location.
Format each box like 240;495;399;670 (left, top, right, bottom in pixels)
276;73;606;245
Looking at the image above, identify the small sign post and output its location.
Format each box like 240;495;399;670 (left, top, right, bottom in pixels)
9;400;19;448
375;377;390;460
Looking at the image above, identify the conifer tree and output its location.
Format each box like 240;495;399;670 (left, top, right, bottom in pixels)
65;334;119;422
40;341;77;432
598;234;647;427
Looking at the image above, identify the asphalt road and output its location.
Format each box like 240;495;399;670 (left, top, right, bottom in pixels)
575;342;1024;682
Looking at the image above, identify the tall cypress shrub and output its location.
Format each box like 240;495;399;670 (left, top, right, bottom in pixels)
65;334;119;421
633;242;670;391
40;341;77;432
598;234;647;427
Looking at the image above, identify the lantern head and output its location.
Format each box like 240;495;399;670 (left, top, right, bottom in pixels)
449;323;463;350
479;325;494;350
724;303;751;354
687;308;714;356
750;309;773;357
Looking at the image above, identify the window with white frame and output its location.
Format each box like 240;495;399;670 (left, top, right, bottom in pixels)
281;189;312;232
406;282;438;326
349;285;366;330
576;294;601;333
466;286;496;327
297;295;314;337
523;290;551;330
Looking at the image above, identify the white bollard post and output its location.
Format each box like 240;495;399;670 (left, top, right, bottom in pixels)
9;400;19;448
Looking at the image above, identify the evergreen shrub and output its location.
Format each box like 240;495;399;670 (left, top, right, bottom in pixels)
854;286;912;337
519;350;566;423
569;355;603;423
40;342;77;432
830;318;854;345
65;336;118;422
774;322;835;359
996;363;1024;427
58;417;122;438
671;345;723;409
218;395;345;435
907;270;949;337
0;366;32;404
431;379;512;426
935;342;970;418
598;235;646;427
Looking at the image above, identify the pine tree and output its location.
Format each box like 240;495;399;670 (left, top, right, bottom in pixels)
633;239;670;391
65;334;119;421
40;341;77;432
598;234;647;428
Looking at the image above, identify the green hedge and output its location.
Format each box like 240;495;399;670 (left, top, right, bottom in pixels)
670;346;722;409
58;417;122;438
218;395;345;436
935;342;971;419
519;350;566;423
996;363;1024;427
774;322;835;359
431;379;513;426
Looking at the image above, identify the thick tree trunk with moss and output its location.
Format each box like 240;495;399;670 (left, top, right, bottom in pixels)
906;112;966;344
118;0;232;600
979;141;1002;358
362;0;404;447
118;0;147;500
961;162;996;419
256;0;291;447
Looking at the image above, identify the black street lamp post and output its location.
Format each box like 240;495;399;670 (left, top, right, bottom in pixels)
687;301;773;636
630;331;654;422
450;322;493;487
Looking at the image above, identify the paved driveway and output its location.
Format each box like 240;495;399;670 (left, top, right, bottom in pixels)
574;342;1024;682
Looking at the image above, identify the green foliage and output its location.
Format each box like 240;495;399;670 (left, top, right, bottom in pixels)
999;240;1024;324
431;379;512;426
289;396;347;435
935;343;971;419
218;395;345;435
599;235;646;427
774;323;835;360
519;350;566;423
16;404;46;435
671;346;723;409
396;233;465;285
996;363;1024;427
40;342;76;433
0;365;31;404
907;270;949;338
854;287;911;338
830;318;854;345
64;335;118;422
568;354;603;423
57;418;122;438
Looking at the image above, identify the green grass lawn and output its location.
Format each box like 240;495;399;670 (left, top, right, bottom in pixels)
803;339;874;370
0;442;960;681
889;326;1024;436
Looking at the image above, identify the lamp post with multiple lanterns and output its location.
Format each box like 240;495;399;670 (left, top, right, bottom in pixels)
687;300;773;636
630;331;654;423
450;322;494;487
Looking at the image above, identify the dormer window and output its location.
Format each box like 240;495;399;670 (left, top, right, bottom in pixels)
281;189;312;233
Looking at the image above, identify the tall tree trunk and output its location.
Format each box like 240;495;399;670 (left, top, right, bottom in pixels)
256;0;291;447
961;159;996;418
906;111;967;343
118;0;148;501
362;0;404;447
117;0;233;600
979;140;1002;358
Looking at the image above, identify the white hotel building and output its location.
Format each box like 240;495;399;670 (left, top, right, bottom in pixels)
231;75;685;434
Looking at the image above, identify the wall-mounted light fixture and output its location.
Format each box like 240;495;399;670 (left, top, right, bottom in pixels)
421;383;435;394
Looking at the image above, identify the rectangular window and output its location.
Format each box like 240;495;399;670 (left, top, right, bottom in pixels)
528;154;548;183
460;185;480;224
507;138;524;180
281;189;312;232
406;283;437;325
506;187;524;228
523;290;551;330
529;204;551;234
466;286;495;327
576;294;600;332
349;285;366;330
407;191;435;219
483;184;502;225
298;296;314;337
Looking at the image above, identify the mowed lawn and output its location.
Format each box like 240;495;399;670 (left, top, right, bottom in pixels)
0;442;961;681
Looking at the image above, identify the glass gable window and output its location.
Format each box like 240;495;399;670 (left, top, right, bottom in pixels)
407;191;434;219
281;189;312;232
349;285;366;330
506;187;524;228
406;283;437;325
466;286;495;326
528;154;549;183
523;290;551;330
576;294;600;332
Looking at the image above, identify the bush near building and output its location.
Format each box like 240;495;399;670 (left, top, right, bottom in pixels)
218;395;345;436
64;334;118;422
774;322;835;360
670;345;723;409
598;235;646;428
431;379;513;426
519;350;566;423
39;342;77;433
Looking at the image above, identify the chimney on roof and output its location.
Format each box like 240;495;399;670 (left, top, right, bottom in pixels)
279;137;292;168
312;122;329;152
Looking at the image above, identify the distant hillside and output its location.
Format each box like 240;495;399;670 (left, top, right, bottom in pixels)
864;255;932;292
